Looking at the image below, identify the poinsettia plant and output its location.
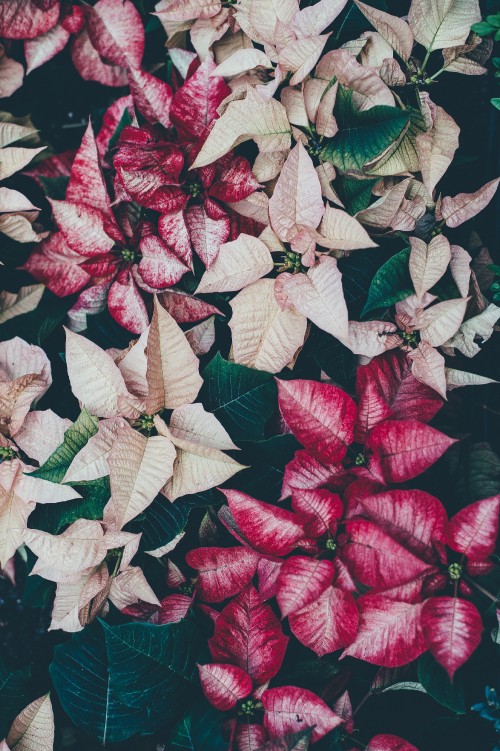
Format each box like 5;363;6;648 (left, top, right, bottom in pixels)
0;0;500;750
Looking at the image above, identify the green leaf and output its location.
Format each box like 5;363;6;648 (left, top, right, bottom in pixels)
37;175;69;200
309;329;357;391
362;247;412;315
340;247;389;317
258;729;312;750
28;476;111;535
486;15;500;27
322;88;410;172
168;702;228;750
447;441;500;505
108;107;133;152
335;176;379;215
29;408;98;483
491;98;500;110
128;494;191;553
366;107;426;177
0;660;31;737
471;21;496;36
50;620;205;744
199;353;277;442
418;652;466;714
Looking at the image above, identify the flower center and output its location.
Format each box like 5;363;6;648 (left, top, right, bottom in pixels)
121;247;137;263
354;452;366;466
325;538;337;552
275;250;302;274
448;562;462;581
137;414;155;432
239;699;257;716
0;446;15;459
187;180;202;198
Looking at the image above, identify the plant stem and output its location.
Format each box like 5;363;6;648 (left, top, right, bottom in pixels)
463;574;500;604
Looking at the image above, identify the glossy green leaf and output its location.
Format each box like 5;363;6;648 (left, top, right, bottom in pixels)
362;247;412;315
29;408;98;484
0;659;31;737
418;652;466;714
200;353;277;442
168;702;227;750
50;620;205;744
322;88;410;172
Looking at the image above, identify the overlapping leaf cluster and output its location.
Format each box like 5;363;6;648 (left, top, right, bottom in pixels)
0;1;499;751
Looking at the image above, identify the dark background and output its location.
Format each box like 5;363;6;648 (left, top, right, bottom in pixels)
0;1;499;750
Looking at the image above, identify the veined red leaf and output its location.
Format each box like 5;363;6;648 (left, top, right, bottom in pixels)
170;56;230;140
222;489;305;556
185;546;260;603
366;420;456;483
367;734;419;751
422;596;483;678
198;663;253;711
355;351;443;435
342;520;433;589
343;594;427;667
289;586;358;656
85;0;145;69
276;556;336;617
209;585;288;685
291;488;343;537
262;686;342;743
446;495;500;561
277;379;357;464
281;450;343;500
358;489;447;559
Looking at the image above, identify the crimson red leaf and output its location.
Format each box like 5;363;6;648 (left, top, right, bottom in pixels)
289;586;358;656
262;686;342;743
85;0;144;69
366;420;456;484
235;723;269;751
170;56;230;140
185;546;260;603
107;269;149;334
421;596;483;678
222;489;305;556
281;450;343;500
184;199;230;269
356;350;443;441
343;594;427;667
209;585;288;685
127;68;173;129
333;691;354;734
291;488;343;537
342;520;433;589
138;234;189;289
367;735;419;751
277;379;357;464
0;0;60;38
155;594;193;623
66;121;110;215
358;489;447;560
198;663;252;711
209;154;261;204
276;556;336;617
158;288;222;323
446;495;500;561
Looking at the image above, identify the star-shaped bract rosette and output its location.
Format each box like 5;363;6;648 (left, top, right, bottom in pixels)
23;119;194;333
342;490;500;678
277;350;453;493
63;298;245;532
113;57;261;271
